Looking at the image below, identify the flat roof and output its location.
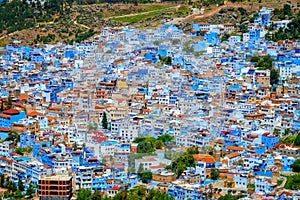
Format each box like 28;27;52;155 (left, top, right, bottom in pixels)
39;175;72;181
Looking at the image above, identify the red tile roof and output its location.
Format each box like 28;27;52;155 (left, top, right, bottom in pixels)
198;22;209;25
0;157;13;163
149;165;164;169
111;185;119;190
27;110;42;117
192;154;215;163
3;109;20;115
227;152;240;159
0;128;10;132
18;94;28;101
262;132;270;136
43;165;51;169
0;114;11;119
226;146;244;151
48;107;62;111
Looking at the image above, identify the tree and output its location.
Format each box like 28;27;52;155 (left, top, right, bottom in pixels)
221;33;230;42
248;183;255;190
101;112;108;129
250;56;260;63
283;129;291;136
5;130;20;146
88;122;98;131
255;55;274;70
238;24;248;33
77;188;92;200
175;162;186;177
284;174;300;190
4;190;11;199
137;141;154;153
15;190;23;198
113;186;174;200
165;165;172;170
18;178;24;191
159;55;173;65
73;142;78;151
283;4;292;17
267;11;300;41
0;174;4;187
210;168;220;180
281;135;296;144
138;171;152;182
291;159;300;172
113;189;127;200
219;194;238;200
5;177;9;187
294;133;300;146
15;148;24;156
7;95;12;109
273;128;280;136
172;147;197;177
165;56;172;65
186;146;199;154
270;69;280;85
9;181;17;192
153;140;164;149
26;184;35;196
157;134;173;143
91;190;102;200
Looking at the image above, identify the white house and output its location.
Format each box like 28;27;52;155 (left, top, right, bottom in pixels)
234;174;248;189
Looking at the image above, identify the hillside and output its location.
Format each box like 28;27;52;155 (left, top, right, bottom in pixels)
0;0;299;46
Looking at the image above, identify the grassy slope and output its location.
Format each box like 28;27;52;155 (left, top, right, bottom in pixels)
2;1;299;45
112;8;175;23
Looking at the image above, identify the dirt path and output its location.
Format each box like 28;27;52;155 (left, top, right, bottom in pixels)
193;2;260;21
166;2;260;25
74;19;91;30
0;31;19;41
0;12;91;42
276;176;287;189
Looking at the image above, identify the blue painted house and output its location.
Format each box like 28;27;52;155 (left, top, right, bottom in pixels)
20;132;36;148
92;173;109;192
249;29;261;41
72;151;84;169
65;50;77;59
0;109;26;128
30;52;44;63
281;155;295;172
262;132;278;150
144;53;158;64
0;128;10;140
32;141;51;161
62;78;74;90
204;32;219;46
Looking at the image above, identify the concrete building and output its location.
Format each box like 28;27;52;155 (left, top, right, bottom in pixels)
38;175;73;200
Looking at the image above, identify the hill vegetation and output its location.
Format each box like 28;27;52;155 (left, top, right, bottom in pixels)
266;10;300;41
0;0;299;45
284;174;300;190
250;55;279;85
0;0;66;34
76;186;175;200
